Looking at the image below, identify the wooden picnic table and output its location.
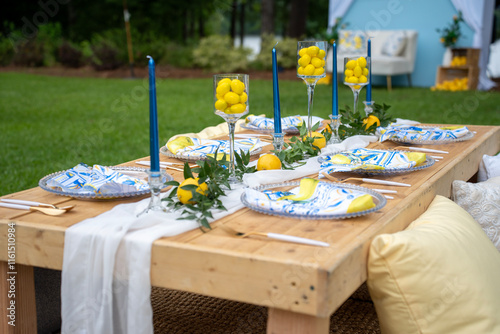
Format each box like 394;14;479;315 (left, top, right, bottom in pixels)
1;124;499;334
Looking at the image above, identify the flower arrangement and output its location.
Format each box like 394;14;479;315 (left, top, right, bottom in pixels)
437;11;464;48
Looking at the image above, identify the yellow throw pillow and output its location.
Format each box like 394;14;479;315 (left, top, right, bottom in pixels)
367;195;500;334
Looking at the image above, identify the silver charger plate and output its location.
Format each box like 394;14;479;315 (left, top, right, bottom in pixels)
317;150;435;176
39;166;173;200
241;181;386;220
387;128;475;145
160;145;262;162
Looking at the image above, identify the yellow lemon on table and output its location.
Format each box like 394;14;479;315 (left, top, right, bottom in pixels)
224;91;240;105
177;177;208;205
303;131;326;150
257;154;282;171
357;56;367;68
362;115;381;129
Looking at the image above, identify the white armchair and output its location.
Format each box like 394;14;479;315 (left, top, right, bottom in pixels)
327;30;418;91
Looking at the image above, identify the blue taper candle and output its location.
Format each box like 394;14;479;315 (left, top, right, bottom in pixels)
367;39;372;101
272;43;282;133
147;55;160;172
332;41;338;116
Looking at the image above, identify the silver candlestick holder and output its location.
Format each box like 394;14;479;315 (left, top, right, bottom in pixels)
327;115;341;145
273;132;285;152
137;169;169;216
363;100;375;116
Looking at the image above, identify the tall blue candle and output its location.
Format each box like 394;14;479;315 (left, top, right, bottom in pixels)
367;39;372;101
147;55;160;172
272;43;282;133
332;41;338;116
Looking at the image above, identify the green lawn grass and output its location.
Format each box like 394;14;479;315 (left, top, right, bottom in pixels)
1;72;499;196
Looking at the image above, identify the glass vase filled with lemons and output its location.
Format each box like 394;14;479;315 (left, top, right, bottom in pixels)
297;41;328;137
343;56;370;114
214;73;249;184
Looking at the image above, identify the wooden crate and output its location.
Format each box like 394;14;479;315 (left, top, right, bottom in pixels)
451;48;480;68
436;66;479;90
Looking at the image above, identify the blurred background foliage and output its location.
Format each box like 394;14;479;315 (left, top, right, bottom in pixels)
0;0;330;71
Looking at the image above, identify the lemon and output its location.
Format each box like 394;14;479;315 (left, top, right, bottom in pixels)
358;75;368;83
362;67;369;76
177;177;208;205
321;59;326;67
317;49;326;59
299;48;307;57
344;69;353;77
311;57;323;68
166;136;194;154
214;99;228;111
306;46;319;56
297;66;305;75
347;76;359;84
304;64;315;76
329;154;352;164
224;91;240;104
239;92;248;103
256;154;282;171
346;59;357;70
231;79;245;94
362;115;380;129
218;78;232;87
298;54;311;67
216;82;230;96
346;194;375;213
357;56;367;68
353;65;362;77
229;103;246;114
303;131;326;149
406;152;426;166
313;67;325;76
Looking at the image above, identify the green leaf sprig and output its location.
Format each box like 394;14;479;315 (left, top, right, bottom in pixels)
335;103;394;140
272;122;327;169
162;150;255;231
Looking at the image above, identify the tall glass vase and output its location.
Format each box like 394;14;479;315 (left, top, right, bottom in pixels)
297;41;328;137
214;73;249;185
343;56;370;114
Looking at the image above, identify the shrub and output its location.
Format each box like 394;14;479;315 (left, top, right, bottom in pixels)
12;39;45;67
192;35;251;72
251;34;298;70
58;40;83;68
0;33;15;66
36;23;62;66
89;36;123;71
160;42;194;68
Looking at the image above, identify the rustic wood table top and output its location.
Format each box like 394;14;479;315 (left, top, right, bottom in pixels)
1;124;499;334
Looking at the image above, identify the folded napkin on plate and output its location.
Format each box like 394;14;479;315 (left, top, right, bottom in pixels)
61;185;246;334
46;163;149;194
319;148;421;175
244;178;375;216
166;136;263;158
245;115;324;131
378;125;470;142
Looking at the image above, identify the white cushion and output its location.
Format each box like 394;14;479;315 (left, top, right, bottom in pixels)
367;195;500;334
338;30;367;54
381;31;407;57
478;153;500;182
453;176;500;252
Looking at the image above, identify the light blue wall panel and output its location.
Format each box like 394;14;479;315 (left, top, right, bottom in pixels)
342;0;474;87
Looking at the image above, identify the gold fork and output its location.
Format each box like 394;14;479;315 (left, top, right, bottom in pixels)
219;225;330;247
